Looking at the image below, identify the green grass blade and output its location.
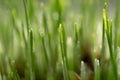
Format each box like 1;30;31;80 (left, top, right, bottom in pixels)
59;24;67;60
114;0;120;58
59;24;69;80
11;9;20;37
29;28;35;80
74;23;79;45
103;4;118;79
23;0;29;34
40;32;49;65
22;23;28;52
62;58;69;80
29;0;35;21
100;3;109;80
94;59;100;80
42;3;53;56
80;61;88;80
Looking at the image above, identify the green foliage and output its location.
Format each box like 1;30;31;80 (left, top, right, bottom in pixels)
0;0;120;80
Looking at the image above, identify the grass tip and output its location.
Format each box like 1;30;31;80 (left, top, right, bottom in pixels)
29;28;33;34
103;9;107;30
59;24;63;32
95;59;99;66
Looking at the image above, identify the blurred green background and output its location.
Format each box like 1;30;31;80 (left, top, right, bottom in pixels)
0;0;120;80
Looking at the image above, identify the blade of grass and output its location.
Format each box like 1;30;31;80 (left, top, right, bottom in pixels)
59;24;67;63
103;4;118;80
73;23;81;73
29;28;35;80
80;61;88;80
39;29;55;80
62;58;69;80
29;0;35;21
59;24;69;80
21;22;30;80
41;4;55;66
94;59;100;80
107;20;117;80
22;23;28;53
100;3;108;80
74;23;79;45
39;31;49;65
53;0;62;25
51;0;62;37
114;0;120;58
11;9;20;37
23;0;29;34
41;4;48;35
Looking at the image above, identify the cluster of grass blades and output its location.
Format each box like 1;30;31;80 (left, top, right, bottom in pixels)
0;0;120;80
